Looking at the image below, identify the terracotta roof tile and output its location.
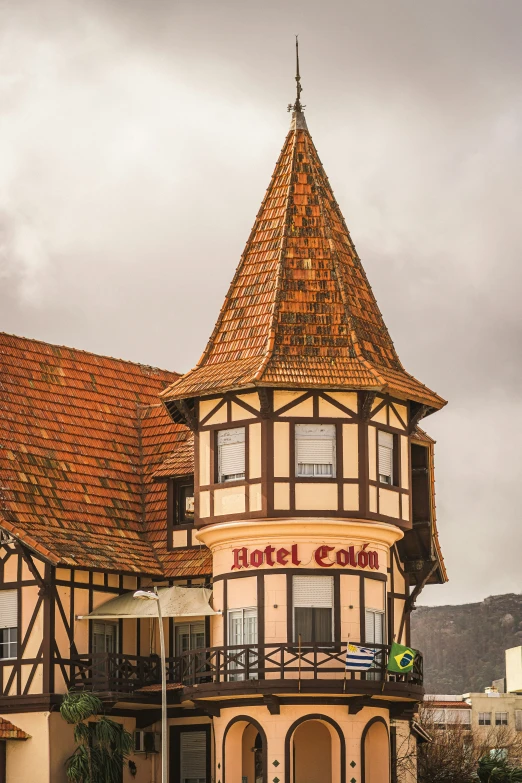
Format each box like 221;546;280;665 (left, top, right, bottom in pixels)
0;717;30;739
0;332;210;578
161;111;445;411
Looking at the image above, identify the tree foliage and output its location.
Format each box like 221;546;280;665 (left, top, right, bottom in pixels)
60;691;133;783
394;707;522;783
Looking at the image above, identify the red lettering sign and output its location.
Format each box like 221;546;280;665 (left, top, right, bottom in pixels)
230;544;379;571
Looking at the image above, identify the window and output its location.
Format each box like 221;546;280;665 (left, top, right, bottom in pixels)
0;590;17;659
479;712;492;726
293;575;333;643
217;428;245;483
92;621;118;654
176;482;194;524
295;423;336;478
378;431;394;485
228;608;258;681
176;622;205;656
180;731;207;783
495;712;508;726
515;710;522;732
365;608;384;645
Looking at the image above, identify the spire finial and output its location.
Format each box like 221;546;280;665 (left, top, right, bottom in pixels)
288;35;305;115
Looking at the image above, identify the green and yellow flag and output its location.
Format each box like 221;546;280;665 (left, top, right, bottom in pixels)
387;642;417;673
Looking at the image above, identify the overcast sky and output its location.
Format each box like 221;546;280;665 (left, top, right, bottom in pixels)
1;0;521;606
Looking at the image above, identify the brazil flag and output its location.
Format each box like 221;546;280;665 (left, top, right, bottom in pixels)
387;642;417;673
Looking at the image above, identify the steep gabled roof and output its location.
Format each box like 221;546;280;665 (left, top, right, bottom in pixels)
0;332;209;576
161;109;445;413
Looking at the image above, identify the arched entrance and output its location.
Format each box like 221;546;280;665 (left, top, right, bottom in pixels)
293;720;332;783
223;716;267;783
285;715;345;783
362;717;390;783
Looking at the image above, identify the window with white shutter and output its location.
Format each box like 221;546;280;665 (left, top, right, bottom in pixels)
295;424;336;478
180;731;207;783
0;590;17;660
217;428;245;483
515;710;522;731
293;575;334;643
495;712;508;726
479;712;492;726
364;608;384;645
378;431;394;485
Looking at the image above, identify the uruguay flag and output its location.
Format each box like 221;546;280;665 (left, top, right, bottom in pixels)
345;643;377;671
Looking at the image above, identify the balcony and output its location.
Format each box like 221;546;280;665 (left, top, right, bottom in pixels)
68;643;423;697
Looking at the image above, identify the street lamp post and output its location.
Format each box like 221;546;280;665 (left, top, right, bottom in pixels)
134;588;167;783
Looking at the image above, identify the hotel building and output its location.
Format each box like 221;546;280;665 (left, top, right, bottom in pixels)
0;75;447;783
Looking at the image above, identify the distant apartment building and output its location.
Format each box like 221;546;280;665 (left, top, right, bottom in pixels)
424;687;522;732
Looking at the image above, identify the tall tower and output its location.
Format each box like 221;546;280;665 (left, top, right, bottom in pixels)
161;48;446;783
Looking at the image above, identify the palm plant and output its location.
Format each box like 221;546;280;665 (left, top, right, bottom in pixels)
60;691;133;783
476;754;522;783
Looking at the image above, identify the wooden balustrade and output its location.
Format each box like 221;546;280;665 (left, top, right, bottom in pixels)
68;643;423;693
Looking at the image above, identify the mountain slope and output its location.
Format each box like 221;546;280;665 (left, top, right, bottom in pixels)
411;594;522;693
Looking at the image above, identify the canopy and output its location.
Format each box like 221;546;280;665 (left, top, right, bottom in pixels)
77;585;219;620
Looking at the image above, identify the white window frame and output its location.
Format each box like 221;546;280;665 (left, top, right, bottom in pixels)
0;590;18;661
295;423;336;478
378;430;394;485
495;712;508;726
217;427;246;483
479;712;492;726
364;607;385;645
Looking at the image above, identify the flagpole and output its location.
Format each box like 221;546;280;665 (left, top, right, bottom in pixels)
298;633;302;693
343;640;347;693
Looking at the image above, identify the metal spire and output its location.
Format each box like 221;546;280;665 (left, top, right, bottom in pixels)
288;35;306;115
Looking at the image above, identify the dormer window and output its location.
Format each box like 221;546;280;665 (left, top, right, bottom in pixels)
177;482;194;524
378;430;394;485
217;427;245;483
295;424;336;478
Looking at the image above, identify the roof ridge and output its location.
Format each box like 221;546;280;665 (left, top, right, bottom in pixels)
0;331;180;378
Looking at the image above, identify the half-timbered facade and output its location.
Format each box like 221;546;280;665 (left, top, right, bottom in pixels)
0;76;447;783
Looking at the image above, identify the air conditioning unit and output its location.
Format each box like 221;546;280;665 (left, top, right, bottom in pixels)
134;730;160;754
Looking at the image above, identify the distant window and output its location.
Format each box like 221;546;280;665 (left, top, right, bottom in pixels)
176;482;194;524
479;712;492;726
495;712;508;726
293;575;334;643
378;431;394;485
217;428;245;483
295;424;336;478
92;621;118;654
0;590;17;660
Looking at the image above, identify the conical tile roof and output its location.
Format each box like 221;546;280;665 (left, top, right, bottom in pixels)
161;109;445;412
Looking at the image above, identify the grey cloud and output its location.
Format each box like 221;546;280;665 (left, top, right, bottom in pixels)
1;0;521;604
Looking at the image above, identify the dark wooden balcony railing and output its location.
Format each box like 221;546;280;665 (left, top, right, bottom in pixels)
69;652;162;693
176;642;423;687
68;644;422;693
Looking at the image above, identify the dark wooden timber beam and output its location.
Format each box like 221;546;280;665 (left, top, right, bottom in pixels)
405;561;439;613
174;399;197;432
408;404;431;434
192;700;221;717
262;694;280;715
258;387;272;419
13;543;46;590
360;391;376;422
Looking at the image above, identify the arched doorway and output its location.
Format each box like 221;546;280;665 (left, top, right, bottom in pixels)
223;716;267;783
362;718;390;783
292;720;332;783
